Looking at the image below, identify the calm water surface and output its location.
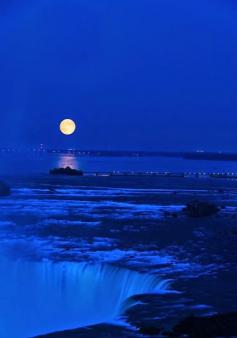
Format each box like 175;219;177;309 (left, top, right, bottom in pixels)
1;153;237;176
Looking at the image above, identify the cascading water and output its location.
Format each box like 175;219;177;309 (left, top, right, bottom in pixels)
0;257;170;338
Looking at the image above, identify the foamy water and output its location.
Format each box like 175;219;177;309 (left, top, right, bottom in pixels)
0;181;230;337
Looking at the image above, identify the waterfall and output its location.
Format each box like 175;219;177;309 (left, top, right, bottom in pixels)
0;258;170;338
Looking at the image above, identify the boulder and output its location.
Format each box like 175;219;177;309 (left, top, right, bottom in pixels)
0;181;10;196
170;312;237;338
139;326;162;335
183;200;219;217
49;167;83;176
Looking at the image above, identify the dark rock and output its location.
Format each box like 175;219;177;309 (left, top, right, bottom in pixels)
171;312;237;338
183;200;219;218
138;326;162;335
0;181;10;196
162;331;173;337
34;323;140;338
49;167;83;176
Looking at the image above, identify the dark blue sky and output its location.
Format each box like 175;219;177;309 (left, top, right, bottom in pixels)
1;0;237;150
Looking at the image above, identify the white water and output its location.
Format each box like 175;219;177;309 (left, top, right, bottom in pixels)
0;258;170;338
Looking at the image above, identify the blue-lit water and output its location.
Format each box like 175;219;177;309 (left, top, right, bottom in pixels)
1;152;237;176
0;258;169;338
0;152;237;338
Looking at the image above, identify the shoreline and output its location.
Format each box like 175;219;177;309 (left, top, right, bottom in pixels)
82;170;237;179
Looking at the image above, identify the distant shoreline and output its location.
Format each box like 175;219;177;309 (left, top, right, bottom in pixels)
82;171;237;179
2;148;237;162
47;150;237;161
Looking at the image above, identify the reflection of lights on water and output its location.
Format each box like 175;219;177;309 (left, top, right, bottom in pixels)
57;154;80;170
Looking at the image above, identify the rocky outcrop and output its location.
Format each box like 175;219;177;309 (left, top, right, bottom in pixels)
50;167;83;176
183;200;219;217
0;181;10;196
34;324;139;337
169;312;237;338
138;325;162;335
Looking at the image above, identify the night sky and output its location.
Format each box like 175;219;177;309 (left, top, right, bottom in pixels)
1;0;237;150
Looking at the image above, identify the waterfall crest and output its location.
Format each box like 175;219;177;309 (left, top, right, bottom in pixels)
0;258;170;338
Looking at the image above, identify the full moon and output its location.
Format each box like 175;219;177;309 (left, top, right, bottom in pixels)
60;119;76;135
